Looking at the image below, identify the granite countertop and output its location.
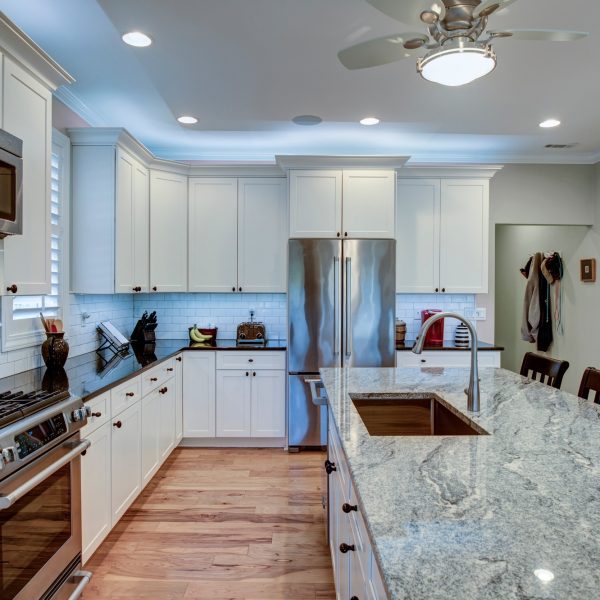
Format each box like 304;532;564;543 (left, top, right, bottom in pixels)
320;366;600;600
0;339;286;401
396;339;504;351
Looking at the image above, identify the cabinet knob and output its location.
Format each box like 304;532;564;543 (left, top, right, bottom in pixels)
126;392;135;397
176;357;182;362
150;377;158;382
339;543;355;554
6;284;17;294
325;459;337;474
344;232;348;237
442;287;446;293
113;420;122;428
435;287;439;293
238;286;242;292
246;371;249;376
167;367;174;372
91;412;102;418
342;503;358;513
232;286;236;292
152;286;158;292
351;597;360;600
253;371;256;376
159;387;168;394
337;232;340;238
248;358;254;363
133;286;141;292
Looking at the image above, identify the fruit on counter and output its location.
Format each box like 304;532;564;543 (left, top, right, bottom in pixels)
189;325;213;343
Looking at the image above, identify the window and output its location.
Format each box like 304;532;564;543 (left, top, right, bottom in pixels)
1;130;69;351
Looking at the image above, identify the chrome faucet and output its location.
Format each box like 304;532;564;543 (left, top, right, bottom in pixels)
412;312;480;413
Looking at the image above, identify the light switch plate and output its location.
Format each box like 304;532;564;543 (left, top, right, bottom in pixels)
474;308;487;321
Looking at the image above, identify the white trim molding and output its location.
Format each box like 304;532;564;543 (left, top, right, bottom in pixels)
276;155;409;171
399;164;504;179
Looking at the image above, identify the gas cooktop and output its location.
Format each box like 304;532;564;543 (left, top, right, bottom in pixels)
0;389;71;428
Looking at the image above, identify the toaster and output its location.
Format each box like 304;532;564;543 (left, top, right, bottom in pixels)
236;321;266;344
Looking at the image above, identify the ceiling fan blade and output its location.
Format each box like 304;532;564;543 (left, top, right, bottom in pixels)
366;0;445;27
490;29;589;42
338;34;424;70
474;0;519;18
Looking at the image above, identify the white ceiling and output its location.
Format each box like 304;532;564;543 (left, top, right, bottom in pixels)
3;0;600;163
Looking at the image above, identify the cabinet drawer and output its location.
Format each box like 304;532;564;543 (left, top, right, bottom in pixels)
141;358;176;396
111;377;141;417
216;351;285;371
81;392;110;437
396;350;500;369
329;423;350;501
349;486;370;583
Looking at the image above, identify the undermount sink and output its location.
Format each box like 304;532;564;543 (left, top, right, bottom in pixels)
350;393;487;437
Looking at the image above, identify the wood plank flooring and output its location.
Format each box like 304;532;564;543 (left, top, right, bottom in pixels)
82;448;335;600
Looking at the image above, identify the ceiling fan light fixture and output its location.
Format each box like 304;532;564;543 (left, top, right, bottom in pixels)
417;41;497;87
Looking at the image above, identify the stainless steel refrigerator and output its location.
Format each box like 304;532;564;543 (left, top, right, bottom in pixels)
287;238;396;448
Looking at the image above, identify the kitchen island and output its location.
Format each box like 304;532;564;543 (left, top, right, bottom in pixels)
320;366;600;599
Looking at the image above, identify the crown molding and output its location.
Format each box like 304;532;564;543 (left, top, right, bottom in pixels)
276;155;410;171
0;11;74;90
400;164;504;179
54;87;106;127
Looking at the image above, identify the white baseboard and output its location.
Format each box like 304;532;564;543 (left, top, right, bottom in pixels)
179;437;287;449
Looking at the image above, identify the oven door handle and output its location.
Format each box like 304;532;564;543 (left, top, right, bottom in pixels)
0;439;90;510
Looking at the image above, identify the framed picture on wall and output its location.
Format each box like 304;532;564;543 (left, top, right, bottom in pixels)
580;258;596;283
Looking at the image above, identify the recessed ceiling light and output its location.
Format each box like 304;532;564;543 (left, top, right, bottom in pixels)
534;569;555;583
360;117;380;126
122;31;152;47
292;115;322;126
177;116;198;125
539;119;561;128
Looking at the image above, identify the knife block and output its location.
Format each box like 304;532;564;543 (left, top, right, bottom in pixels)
131;320;157;344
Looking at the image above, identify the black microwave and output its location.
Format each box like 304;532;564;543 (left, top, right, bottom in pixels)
0;128;23;237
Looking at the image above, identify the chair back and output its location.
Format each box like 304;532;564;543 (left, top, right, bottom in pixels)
578;367;600;403
519;352;569;389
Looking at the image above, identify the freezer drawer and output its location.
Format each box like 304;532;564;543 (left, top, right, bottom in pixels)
288;374;327;448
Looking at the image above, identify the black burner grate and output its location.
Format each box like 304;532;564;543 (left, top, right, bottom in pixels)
0;389;71;428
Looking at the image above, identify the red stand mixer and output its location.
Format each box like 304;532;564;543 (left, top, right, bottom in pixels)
421;309;444;346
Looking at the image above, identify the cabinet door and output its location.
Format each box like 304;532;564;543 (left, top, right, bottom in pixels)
188;178;238;292
289;170;342;238
182;352;216;438
238;178;287;292
342;170;395;238
115;149;137;293
2;57;52;295
396;179;440;293
133;160;150;292
216;370;252;437
81;422;111;565
159;380;176;461
141;388;160;487
150;170;188;292
111;401;142;525
175;354;183;442
250;370;285;437
439;179;489;293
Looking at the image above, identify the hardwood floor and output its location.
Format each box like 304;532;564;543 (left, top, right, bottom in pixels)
82;448;335;600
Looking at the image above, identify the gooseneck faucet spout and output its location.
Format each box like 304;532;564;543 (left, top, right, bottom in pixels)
412;312;480;413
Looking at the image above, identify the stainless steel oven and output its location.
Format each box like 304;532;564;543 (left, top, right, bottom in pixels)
0;128;23;238
0;395;92;600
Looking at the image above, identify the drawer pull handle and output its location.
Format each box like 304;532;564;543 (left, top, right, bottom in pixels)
248;358;254;363
6;284;17;294
91;412;102;418
253;371;256;377
342;503;358;513
176;357;182;362
246;372;249;377
339;543;355;553
150;377;158;382
166;368;174;372
159;387;168;394
325;460;336;475
351;597;359;600
113;421;122;429
420;359;426;363
126;392;135;397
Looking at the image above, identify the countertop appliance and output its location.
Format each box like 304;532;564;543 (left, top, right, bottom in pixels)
0;128;23;237
0;385;92;599
421;309;444;346
236;321;266;344
287;238;396;449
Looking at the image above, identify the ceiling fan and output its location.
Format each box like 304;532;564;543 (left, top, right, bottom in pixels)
338;0;589;86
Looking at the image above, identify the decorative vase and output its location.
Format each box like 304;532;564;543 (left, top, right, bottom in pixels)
42;367;69;392
454;323;470;348
41;332;69;369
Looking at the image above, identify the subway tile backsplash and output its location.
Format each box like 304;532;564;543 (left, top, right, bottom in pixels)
0;292;476;377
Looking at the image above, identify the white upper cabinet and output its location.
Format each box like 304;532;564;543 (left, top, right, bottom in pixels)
238;178;287;292
439;179;489;293
289;170;342;238
342;170;395;238
396;179;440;293
2;56;52;295
289;170;395;239
115;149;149;293
188;178;238;293
396;176;489;294
150;170;188;292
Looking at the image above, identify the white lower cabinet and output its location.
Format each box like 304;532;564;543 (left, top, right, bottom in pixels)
328;423;388;600
183;352;216;437
111;400;142;525
159;380;177;460
396;350;501;368
250;370;286;437
141;387;161;487
81;422;111;564
216;370;252;437
175;354;184;442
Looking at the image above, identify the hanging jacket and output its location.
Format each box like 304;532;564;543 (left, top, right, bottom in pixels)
537;260;553;352
521;252;543;343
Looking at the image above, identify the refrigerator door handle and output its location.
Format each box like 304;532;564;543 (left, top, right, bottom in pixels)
345;256;352;358
333;256;340;356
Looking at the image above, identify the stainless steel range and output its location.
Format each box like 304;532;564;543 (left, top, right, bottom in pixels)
0;386;92;599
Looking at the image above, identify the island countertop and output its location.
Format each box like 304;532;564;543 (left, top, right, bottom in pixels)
320;366;600;600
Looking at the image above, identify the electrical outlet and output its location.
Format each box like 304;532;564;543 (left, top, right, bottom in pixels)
474;308;487;321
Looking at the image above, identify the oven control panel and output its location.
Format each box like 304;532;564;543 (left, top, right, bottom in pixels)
14;413;68;459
